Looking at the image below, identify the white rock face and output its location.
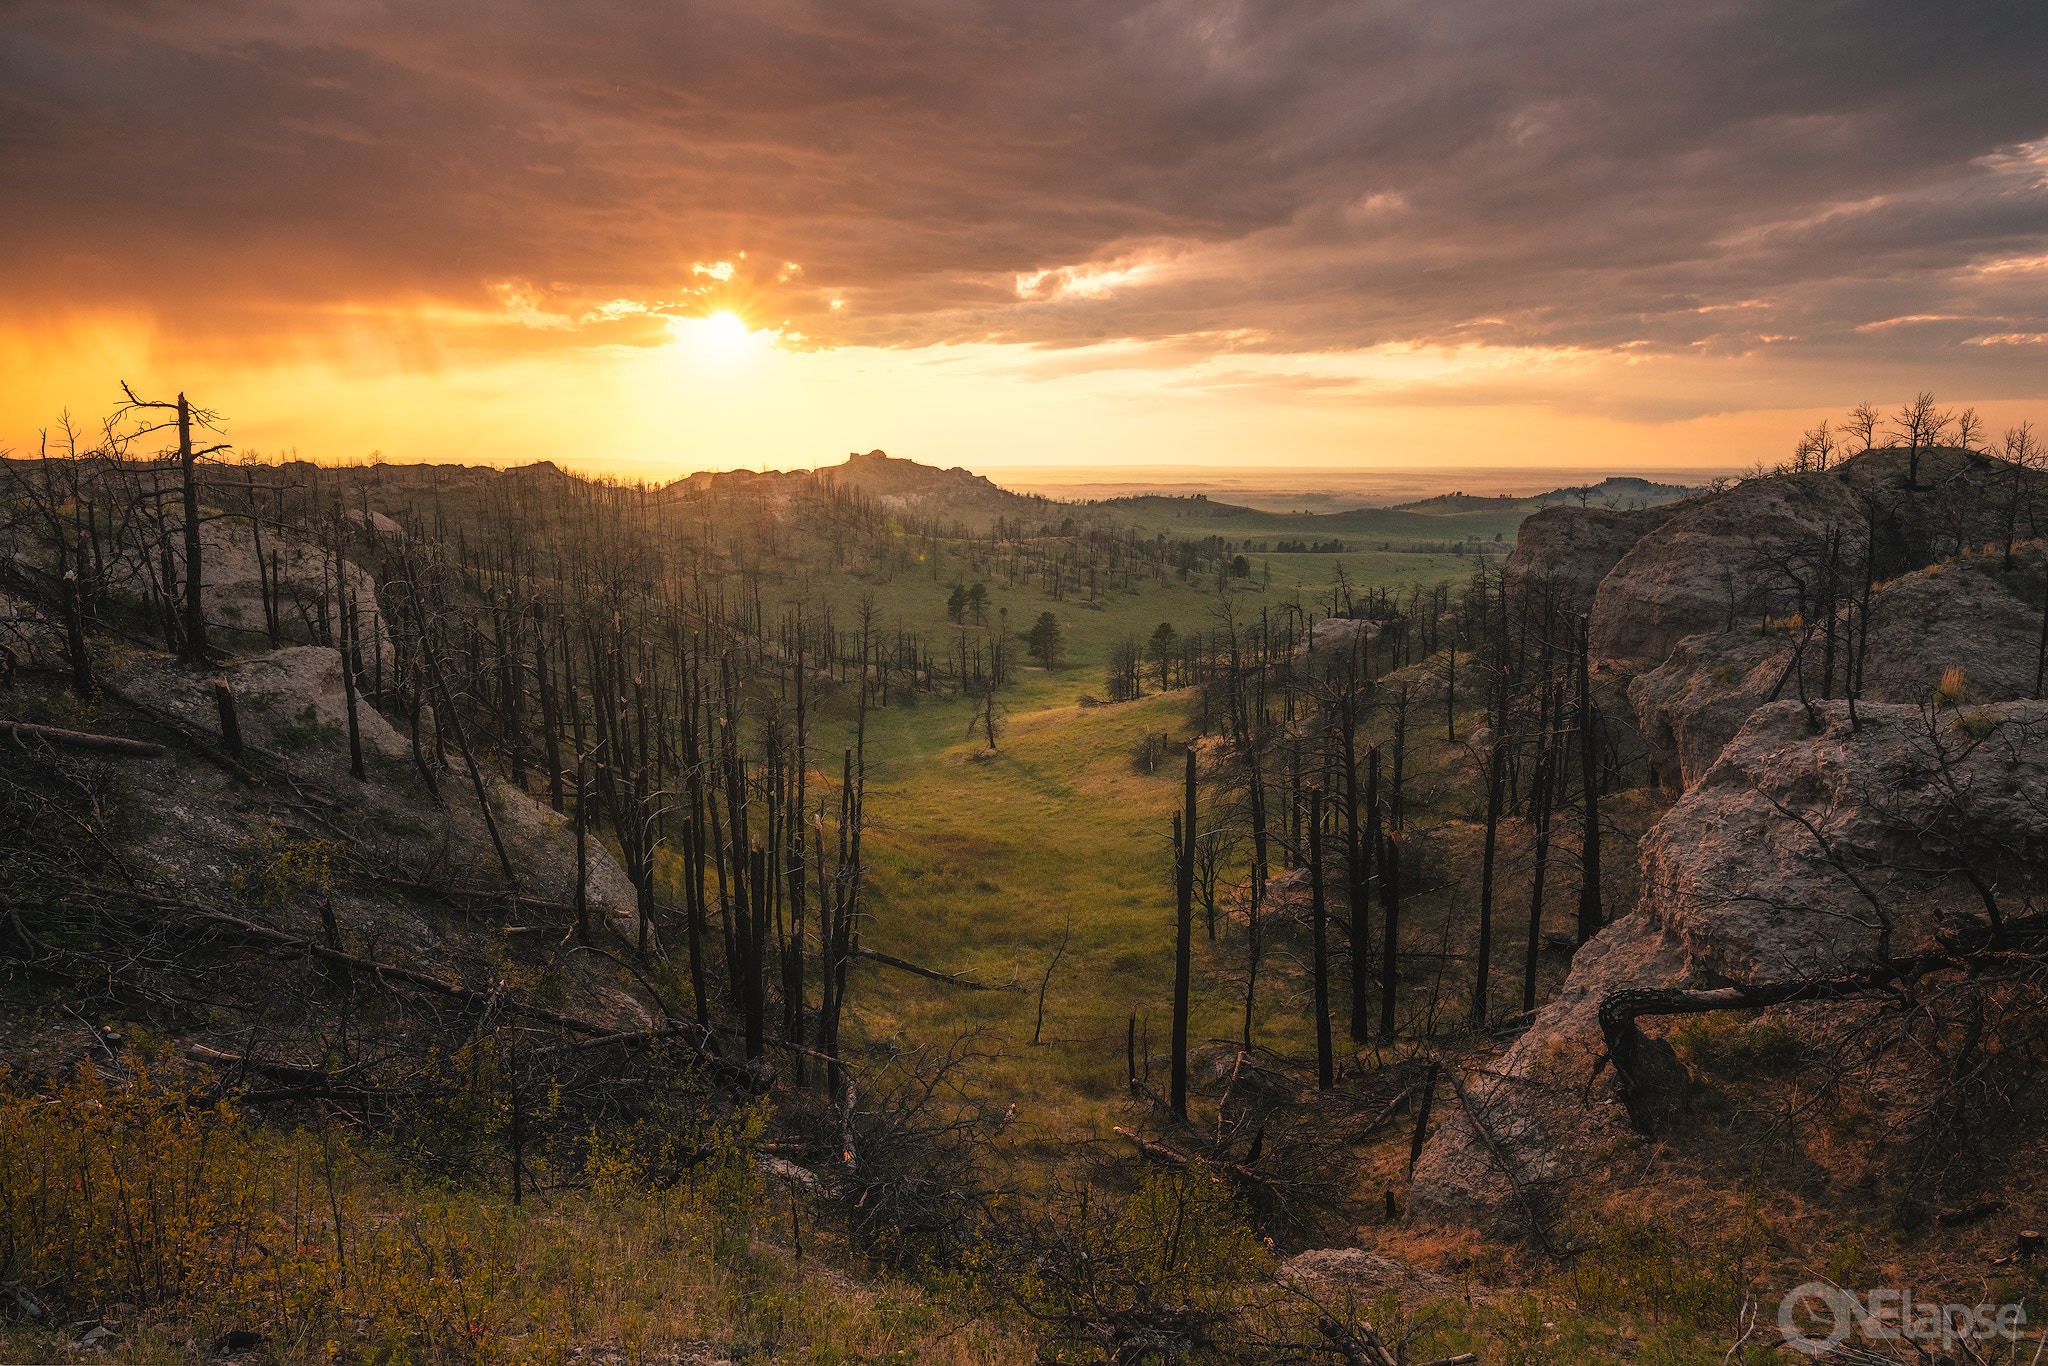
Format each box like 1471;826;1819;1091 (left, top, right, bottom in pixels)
1504;503;1677;612
112;643;642;940
1300;615;1378;655
1588;449;2019;669
1409;700;2048;1231
1630;557;2043;789
1412;451;2048;1232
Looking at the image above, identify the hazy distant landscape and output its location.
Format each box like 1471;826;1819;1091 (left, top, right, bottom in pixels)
995;467;1736;514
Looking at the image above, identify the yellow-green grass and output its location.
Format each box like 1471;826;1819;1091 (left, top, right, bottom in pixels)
763;550;1476;1121
812;651;1655;1175
730;542;1640;1167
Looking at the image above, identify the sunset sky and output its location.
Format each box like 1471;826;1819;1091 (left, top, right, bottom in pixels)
4;1;2046;479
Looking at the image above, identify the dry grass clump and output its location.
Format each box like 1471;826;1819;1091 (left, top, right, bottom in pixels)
0;1064;1020;1365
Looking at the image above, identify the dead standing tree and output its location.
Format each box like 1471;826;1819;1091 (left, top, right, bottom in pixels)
1170;744;1197;1119
114;385;232;665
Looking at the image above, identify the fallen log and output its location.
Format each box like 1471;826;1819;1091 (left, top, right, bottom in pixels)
1348;1082;1415;1144
374;875;582;916
1600;916;2048;1132
93;680;262;782
2;719;165;757
853;945;1016;991
184;1043;336;1086
188;905;623;1036
28;879;617;1038
758;1154;832;1198
1312;1316;1401;1366
1111;1126;1270;1187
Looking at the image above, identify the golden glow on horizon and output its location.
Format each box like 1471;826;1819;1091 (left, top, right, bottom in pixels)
2;307;2039;481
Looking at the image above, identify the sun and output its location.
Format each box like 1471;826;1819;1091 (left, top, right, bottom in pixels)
704;310;750;349
668;308;765;362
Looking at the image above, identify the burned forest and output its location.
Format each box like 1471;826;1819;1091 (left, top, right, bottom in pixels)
6;393;2048;1365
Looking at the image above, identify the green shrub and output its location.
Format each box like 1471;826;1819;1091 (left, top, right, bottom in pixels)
274;703;342;753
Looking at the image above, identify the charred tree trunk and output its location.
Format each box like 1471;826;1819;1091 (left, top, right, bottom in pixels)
1523;675;1558;1013
178;395;207;664
1353;746;1380;1042
1379;831;1401;1040
1575;616;1603;946
1390;684;1409;831
417;590;516;884
212;678;242;755
340;591;366;781
1473;735;1505;1026
534;607;564;813
61;535;92;698
1309;787;1333;1091
1170;746;1196;1119
574;755;590;945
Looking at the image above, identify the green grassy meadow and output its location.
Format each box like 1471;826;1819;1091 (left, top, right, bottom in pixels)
767;541;1612;1154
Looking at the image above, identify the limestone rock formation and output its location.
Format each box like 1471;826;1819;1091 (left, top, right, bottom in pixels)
1632;554;2044;787
1408;699;2048;1232
1588;449;2020;668
1502;503;1676;611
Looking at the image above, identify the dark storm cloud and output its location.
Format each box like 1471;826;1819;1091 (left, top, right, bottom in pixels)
3;0;2045;366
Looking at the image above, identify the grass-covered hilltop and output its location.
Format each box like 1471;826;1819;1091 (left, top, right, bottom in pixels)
5;393;2048;1365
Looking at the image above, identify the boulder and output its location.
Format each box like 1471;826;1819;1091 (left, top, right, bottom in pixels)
1504;503;1676;612
1631;552;2043;788
1409;699;2048;1232
1589;448;2023;669
1302;615;1378;655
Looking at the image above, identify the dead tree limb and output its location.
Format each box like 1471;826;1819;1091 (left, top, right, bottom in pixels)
853;945;1017;991
1;720;165;757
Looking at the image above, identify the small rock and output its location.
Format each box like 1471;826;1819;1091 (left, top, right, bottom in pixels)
212;1328;267;1355
0;1279;43;1320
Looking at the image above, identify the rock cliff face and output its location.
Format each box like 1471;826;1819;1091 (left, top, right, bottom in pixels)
1588;448;2019;668
1587;472;1860;667
1411;445;2048;1235
1303;616;1379;654
1630;555;2044;787
110;643;640;935
1499;447;2041;789
1410;699;2048;1232
1502;503;1676;611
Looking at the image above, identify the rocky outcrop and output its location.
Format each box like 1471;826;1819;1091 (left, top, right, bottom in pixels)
1414;450;2048;1235
187;515;391;662
1589;474;1859;668
1408;699;2048;1232
1640;700;2048;978
1503;503;1676;611
666;449;1056;528
1589;448;2022;669
1631;550;2043;788
1407;910;1688;1232
2;504;390;665
1302;615;1378;654
109;644;640;932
